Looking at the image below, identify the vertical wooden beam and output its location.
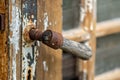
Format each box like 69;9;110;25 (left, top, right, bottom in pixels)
36;0;62;80
9;0;21;80
77;0;96;80
21;0;39;80
0;0;8;80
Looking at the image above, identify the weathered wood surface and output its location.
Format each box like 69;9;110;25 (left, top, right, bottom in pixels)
22;0;39;80
95;69;120;80
76;0;96;80
9;0;21;80
36;0;62;80
62;38;92;60
0;0;8;80
63;19;120;42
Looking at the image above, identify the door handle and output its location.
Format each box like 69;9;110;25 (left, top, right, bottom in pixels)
24;24;92;60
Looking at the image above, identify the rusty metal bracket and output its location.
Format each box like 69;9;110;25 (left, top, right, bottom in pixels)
23;26;92;60
0;14;5;31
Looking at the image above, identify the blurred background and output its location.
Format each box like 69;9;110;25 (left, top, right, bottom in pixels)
62;0;120;80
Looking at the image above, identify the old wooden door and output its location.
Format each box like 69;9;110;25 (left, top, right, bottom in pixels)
8;0;62;80
1;0;96;80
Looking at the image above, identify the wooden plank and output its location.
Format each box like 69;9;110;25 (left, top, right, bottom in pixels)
36;0;62;80
0;0;5;13
0;0;8;80
95;69;120;80
21;0;39;80
76;0;96;80
9;0;21;80
63;19;120;42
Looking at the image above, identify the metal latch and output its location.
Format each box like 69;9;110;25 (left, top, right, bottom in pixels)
0;14;5;31
24;23;92;60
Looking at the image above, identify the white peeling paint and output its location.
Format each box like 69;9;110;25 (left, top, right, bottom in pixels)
43;61;48;72
86;0;93;13
49;22;52;26
9;3;21;80
85;41;91;50
80;0;93;23
12;60;17;80
9;6;21;54
44;12;49;31
90;22;94;31
22;42;38;80
80;7;86;22
84;34;90;40
84;26;89;31
22;5;38;80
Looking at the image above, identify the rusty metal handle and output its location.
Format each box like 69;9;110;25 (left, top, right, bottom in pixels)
25;28;92;60
41;30;92;60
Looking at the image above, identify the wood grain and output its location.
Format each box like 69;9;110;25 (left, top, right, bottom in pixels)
62;38;92;60
9;0;21;80
21;0;39;80
76;0;96;80
36;0;62;80
63;19;120;42
95;69;120;80
0;0;8;80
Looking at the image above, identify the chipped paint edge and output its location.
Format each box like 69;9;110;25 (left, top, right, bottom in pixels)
22;1;38;80
9;0;21;80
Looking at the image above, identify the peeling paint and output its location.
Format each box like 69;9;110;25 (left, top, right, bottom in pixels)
80;7;86;22
9;2;21;80
86;0;93;13
90;23;94;31
80;0;93;23
22;0;38;80
43;61;48;72
44;12;49;31
79;0;96;79
22;36;38;80
9;6;21;54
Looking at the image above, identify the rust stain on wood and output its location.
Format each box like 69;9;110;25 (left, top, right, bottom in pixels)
0;0;8;80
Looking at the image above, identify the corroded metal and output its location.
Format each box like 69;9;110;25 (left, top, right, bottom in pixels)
24;28;92;59
29;28;42;41
25;28;63;49
23;22;36;43
42;30;63;49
